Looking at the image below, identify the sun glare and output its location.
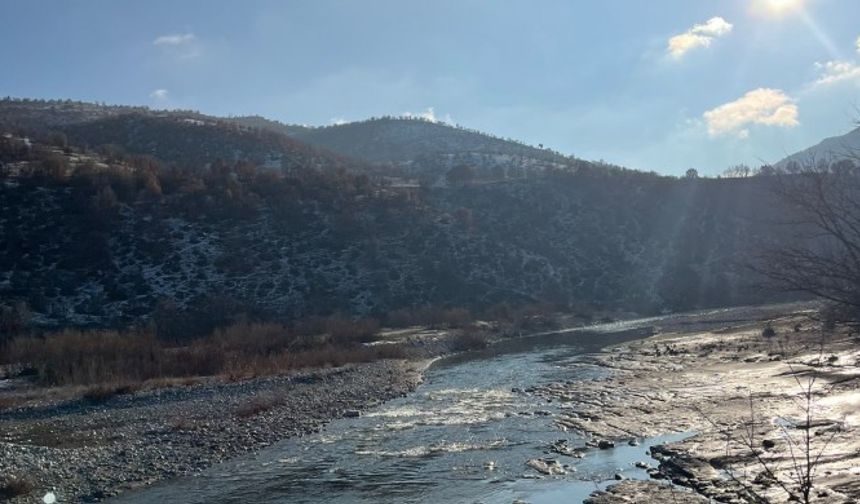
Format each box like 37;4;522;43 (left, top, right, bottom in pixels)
756;0;804;16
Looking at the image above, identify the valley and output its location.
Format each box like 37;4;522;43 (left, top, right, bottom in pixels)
1;98;858;504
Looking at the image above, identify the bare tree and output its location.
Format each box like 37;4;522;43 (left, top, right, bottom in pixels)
754;158;860;324
696;360;838;503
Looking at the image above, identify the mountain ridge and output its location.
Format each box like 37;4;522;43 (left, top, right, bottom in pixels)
776;125;860;169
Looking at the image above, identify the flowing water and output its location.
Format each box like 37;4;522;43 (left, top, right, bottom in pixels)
114;309;774;504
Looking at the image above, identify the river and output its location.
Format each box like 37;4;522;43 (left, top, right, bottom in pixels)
113;305;799;503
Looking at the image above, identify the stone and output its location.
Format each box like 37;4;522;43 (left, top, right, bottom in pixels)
526;458;566;475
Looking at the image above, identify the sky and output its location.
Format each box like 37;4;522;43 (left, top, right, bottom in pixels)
3;0;860;175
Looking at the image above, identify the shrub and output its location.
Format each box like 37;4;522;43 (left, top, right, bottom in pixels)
3;329;162;385
82;383;140;402
383;306;475;329
0;475;34;499
762;324;776;338
235;393;282;418
1;321;405;389
819;303;860;332
449;329;489;352
325;315;380;344
0;301;31;342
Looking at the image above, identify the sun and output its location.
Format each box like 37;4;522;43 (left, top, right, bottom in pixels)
753;0;805;16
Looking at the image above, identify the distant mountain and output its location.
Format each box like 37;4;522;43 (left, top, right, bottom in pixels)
776;126;860;169
288;117;568;164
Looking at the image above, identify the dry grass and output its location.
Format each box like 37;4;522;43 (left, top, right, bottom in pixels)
222;343;407;380
0;385;92;411
82;382;142;402
2;329;223;386
1;320;407;393
141;376;202;390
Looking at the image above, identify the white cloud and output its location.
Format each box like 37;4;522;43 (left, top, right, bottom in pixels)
403;106;438;121
668;17;733;59
153;33;196;46
402;107;453;124
330;117;348;125
692;16;733;37
812;60;860;87
153;33;200;59
856;35;860;54
149;89;169;101
703;88;799;138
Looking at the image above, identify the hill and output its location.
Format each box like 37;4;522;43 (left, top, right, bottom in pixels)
288;117;567;163
776;125;860;169
0;98;362;173
230;115;591;183
225;115;313;138
0;139;790;329
0;98;798;330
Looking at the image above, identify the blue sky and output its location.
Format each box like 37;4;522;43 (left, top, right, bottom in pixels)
3;0;860;175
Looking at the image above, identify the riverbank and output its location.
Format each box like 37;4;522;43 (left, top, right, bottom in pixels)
0;359;426;502
0;311;559;503
3;303;847;503
537;307;860;502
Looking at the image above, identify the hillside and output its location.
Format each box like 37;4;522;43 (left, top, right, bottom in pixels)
2;100;588;184
230;115;587;183
0;128;794;329
0;98;361;173
288;117;568;163
776;125;860;169
225;115;313;138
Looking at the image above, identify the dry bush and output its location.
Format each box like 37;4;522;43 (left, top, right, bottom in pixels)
168;415;196;431
485;302;558;333
226;343;407;379
208;322;297;355
235;393;282;418
385;308;421;328
293;314;380;344
82;382;141;402
142;376;201;390
0;301;31;343
2;329;222;386
384;306;474;329
0;394;27;411
0;475;34;499
325;316;379;344
449;329;489;352
3;329;163;385
1;319;402;390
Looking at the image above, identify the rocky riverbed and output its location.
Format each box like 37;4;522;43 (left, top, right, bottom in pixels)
0;360;424;503
4;304;855;504
551;309;860;503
